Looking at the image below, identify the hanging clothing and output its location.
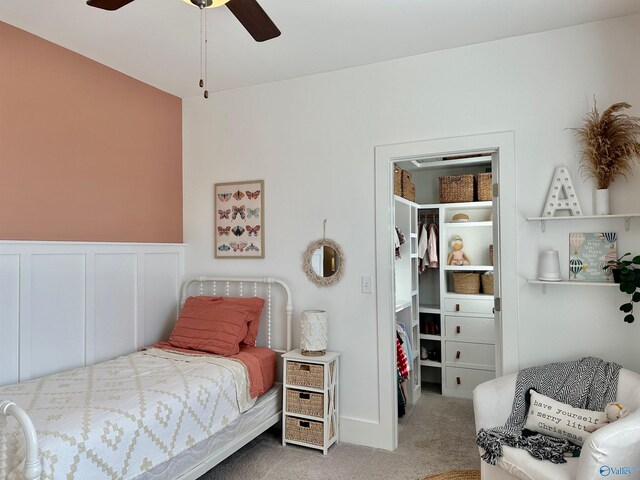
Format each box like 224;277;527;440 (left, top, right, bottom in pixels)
427;223;439;269
396;323;413;371
417;223;429;273
396;336;409;379
395;227;406;259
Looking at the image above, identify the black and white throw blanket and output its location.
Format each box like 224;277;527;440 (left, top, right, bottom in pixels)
476;357;621;465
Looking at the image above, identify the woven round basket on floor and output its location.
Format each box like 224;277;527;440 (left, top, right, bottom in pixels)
421;470;480;480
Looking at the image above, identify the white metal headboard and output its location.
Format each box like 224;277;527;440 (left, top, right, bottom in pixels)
181;276;293;353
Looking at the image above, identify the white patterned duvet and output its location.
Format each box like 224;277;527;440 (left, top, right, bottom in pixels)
0;348;255;480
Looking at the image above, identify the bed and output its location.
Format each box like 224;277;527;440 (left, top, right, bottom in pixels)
0;276;292;480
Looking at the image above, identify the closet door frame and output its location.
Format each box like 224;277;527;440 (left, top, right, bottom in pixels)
374;131;518;450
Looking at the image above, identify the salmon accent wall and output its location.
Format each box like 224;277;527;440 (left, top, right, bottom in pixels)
0;22;183;243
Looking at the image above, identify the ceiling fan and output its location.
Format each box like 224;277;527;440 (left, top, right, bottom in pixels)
86;0;281;43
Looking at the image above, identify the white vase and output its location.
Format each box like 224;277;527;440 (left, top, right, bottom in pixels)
538;250;561;281
300;310;328;356
595;188;610;215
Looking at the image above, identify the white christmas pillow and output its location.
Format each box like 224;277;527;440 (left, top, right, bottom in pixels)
524;390;606;446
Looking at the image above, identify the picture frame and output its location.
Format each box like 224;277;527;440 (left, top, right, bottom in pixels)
569;232;617;282
214;180;264;259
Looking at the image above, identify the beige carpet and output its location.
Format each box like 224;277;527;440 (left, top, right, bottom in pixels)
199;384;480;479
421;470;481;480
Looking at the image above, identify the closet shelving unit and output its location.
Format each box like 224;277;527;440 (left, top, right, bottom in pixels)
394;195;421;405
395;155;497;399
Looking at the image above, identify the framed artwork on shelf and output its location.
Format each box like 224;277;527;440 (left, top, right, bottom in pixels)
214;180;264;259
569;232;617;282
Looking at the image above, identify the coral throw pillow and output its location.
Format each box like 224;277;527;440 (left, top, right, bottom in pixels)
168;297;250;356
186;296;265;346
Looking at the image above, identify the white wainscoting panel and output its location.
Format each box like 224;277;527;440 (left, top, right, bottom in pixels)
0;242;185;387
143;253;181;347
94;253;137;364
29;254;87;380
0;255;20;386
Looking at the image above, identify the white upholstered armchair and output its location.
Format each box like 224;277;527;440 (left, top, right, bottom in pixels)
473;368;640;480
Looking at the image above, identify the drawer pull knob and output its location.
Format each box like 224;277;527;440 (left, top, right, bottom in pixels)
456;351;461;359
455;303;460;312
456;377;461;385
456;326;461;334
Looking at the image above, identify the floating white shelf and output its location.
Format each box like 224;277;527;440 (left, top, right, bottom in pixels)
420;201;492;210
419;304;440;314
527;279;618;293
420;360;442;368
444;221;492;228
444;265;494;272
395;300;412;312
526;213;640;232
420;334;441;341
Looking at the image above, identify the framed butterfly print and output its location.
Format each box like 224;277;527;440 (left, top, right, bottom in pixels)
214;180;264;258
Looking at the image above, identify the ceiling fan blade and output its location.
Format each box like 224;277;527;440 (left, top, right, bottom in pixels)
86;0;135;11
226;0;281;42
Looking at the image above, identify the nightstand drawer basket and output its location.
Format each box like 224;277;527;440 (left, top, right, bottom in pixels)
285;416;334;446
286;389;324;418
286;361;324;389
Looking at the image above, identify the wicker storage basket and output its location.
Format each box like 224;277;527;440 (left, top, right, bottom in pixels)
286;362;324;389
481;273;494;295
439;175;474;203
403;180;416;202
285;416;334;446
394;166;402;196
489;244;494;265
476;173;493;201
286;389;324;418
453;272;480;294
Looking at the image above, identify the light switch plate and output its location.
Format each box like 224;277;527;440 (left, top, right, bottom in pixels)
361;275;372;294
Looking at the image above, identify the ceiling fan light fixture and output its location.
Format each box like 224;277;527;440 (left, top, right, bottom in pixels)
182;0;231;8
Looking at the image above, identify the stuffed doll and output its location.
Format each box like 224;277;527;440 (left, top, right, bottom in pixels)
585;402;630;432
447;235;470;266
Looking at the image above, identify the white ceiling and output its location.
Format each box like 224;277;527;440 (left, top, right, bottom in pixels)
2;0;640;99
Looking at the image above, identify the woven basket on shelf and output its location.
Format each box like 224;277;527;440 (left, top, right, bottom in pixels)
286;389;324;418
476;173;492;201
481;273;494;295
403;180;416;202
453;272;480;294
285;416;334;446
439;175;474;203
489;244;494;266
286;362;324;389
394;166;403;196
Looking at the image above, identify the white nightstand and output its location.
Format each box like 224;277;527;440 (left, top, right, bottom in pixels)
281;349;340;455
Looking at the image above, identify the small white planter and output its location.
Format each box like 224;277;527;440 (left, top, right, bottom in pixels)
595;188;610;215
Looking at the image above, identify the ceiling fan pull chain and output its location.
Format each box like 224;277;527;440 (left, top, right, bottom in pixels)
199;6;204;89
204;6;209;99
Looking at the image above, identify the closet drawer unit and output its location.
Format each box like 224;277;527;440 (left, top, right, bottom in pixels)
445;315;495;342
445;341;495;369
286;361;325;389
444;297;494;315
445;366;495;395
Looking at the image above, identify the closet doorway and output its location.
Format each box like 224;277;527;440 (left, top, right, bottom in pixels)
373;132;518;450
